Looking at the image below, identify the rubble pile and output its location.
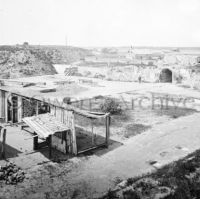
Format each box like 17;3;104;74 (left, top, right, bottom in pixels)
0;163;25;184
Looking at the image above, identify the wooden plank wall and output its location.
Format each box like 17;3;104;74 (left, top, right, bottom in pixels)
4;92;9;123
52;134;67;154
50;106;77;155
0;90;5;120
17;96;22;122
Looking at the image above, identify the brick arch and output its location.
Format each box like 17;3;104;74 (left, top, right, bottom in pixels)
159;68;172;83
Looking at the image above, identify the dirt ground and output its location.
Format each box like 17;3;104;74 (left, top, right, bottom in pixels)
0;81;200;199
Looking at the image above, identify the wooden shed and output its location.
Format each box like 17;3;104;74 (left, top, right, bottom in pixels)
0;87;110;156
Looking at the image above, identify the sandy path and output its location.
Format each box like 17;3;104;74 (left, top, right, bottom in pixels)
60;112;200;198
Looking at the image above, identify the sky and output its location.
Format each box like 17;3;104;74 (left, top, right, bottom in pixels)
0;0;200;47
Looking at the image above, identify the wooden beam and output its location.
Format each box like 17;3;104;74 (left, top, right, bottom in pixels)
24;135;38;140
105;115;110;147
33;132;38;150
77;143;107;154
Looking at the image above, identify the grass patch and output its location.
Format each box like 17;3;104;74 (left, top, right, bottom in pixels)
124;123;151;138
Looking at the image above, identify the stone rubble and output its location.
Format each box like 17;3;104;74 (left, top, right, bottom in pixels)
0;162;25;185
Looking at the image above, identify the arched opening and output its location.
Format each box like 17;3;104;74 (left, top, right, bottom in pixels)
159;68;172;83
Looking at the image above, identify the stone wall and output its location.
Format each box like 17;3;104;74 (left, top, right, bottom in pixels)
22;99;37;118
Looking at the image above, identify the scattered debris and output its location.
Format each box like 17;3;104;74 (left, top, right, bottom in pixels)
0;162;25;184
101;177;174;199
175;145;189;151
175;145;182;150
147;160;157;165
23;82;36;87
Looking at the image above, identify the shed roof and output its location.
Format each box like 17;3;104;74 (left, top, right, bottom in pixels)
23;113;70;138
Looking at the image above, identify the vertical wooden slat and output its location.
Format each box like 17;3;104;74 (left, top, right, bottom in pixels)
70;112;77;155
17;96;22;122
50;105;56;116
5;92;9;123
1;91;5;121
61;109;64;123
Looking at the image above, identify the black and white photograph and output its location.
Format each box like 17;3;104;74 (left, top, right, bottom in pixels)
0;0;200;198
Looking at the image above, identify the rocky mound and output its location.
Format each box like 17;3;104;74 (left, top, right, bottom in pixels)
38;45;91;64
0;45;57;78
0;44;91;79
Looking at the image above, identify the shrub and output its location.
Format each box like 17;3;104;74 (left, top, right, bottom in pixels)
100;97;122;114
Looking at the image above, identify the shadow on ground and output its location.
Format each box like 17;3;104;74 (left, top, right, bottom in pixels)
0;142;22;160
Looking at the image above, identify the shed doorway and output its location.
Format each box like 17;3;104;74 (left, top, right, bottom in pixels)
8;96;18;123
159;68;172;83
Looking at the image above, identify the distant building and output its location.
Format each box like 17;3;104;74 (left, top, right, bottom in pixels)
197;56;200;63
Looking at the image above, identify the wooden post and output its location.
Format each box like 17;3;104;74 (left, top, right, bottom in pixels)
105;115;110;147
48;135;52;159
70;112;77;155
1;128;6;159
91;119;94;146
33;132;38;150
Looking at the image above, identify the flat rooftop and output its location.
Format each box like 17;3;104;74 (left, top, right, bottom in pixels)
0;75;99;103
1;74;200;106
